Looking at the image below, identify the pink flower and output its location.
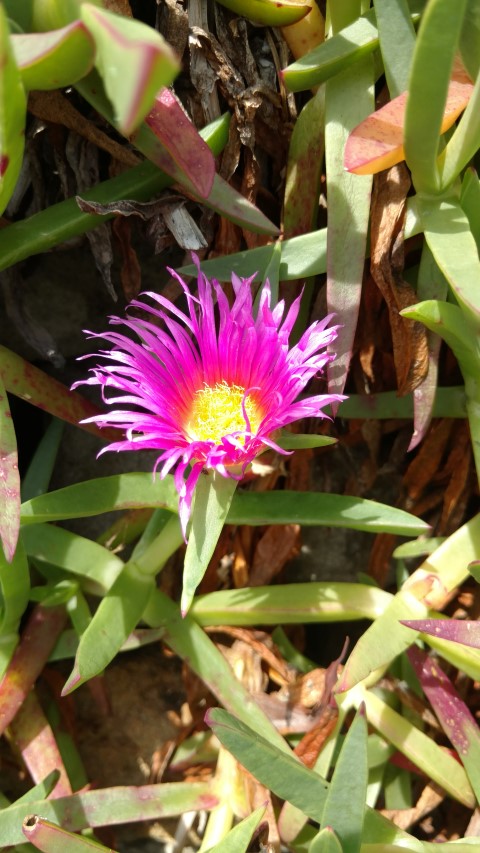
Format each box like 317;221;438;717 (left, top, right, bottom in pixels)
74;259;344;534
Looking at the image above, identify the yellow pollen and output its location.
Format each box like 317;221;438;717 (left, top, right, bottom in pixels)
186;381;262;444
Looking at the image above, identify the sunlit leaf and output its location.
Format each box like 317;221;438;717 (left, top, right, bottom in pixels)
0;780;218;846
373;0;416;98
80;4;179;135
62;561;155;693
0;5;27;216
345;59;472;176
205;806;266;853
409;647;480;802
281;2;424;93
23;815;115;852
21;473;430;536
206;708;417;847
13;21;94;89
404;1;469;192
402;618;480;648
321;707;368;853
182;472;238;616
214;0;310;26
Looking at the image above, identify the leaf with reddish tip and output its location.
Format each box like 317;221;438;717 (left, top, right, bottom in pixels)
215;0;311;27
0;5;27;217
80;4;180;135
77;73;278;230
0;372;20;562
402;618;480;649
133;88;216;201
0;344;117;441
13;21;94;90
1;780;218;845
345;59;473;176
408;646;480;802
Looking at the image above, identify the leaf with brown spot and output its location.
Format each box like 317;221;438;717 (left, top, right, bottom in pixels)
0;372;20;562
370;163;429;395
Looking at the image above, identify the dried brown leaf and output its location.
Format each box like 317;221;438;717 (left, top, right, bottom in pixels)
293;705;338;768
382;782;445;830
403;419;454;503
111;217;141;301
440;421;473;533
370;164;428;394
28;91;139;167
368;532;397;586
249;524;301;586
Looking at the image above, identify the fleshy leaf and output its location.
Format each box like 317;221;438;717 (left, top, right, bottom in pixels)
0;371;20;562
80;4;180;135
310;826;344;853
190;582;392;627
1;780;218;846
77;72;278;230
135;88;216;201
20;473;430;536
0;605;67;737
325;48;373;399
404;2;469;192
0;5;27;217
320;706;367;853
23;815;115;852
345;58;472;176
408;646;480;802
0;344;116;441
336;589;429;693
0;538;30;677
62;561;155;694
11;691;72;797
373;0;416;98
275;433;337;450
182;472;238;616
402;618;480;648
206;708;416;847
205;806;266;853
214;0;311;26
413;195;480;328
13;21;94;90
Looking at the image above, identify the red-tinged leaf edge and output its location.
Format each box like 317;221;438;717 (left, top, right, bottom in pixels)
139;88;215;200
401;618;480;649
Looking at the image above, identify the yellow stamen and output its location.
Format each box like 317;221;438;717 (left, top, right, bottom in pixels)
186;381;262;444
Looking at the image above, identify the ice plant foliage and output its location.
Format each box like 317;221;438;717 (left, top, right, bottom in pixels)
75;259;343;534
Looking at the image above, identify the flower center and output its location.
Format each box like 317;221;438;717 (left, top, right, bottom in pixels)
186;381;262;444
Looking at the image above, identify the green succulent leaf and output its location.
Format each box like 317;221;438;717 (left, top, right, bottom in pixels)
0;5;27;217
13;21;94;89
80;4;180;135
